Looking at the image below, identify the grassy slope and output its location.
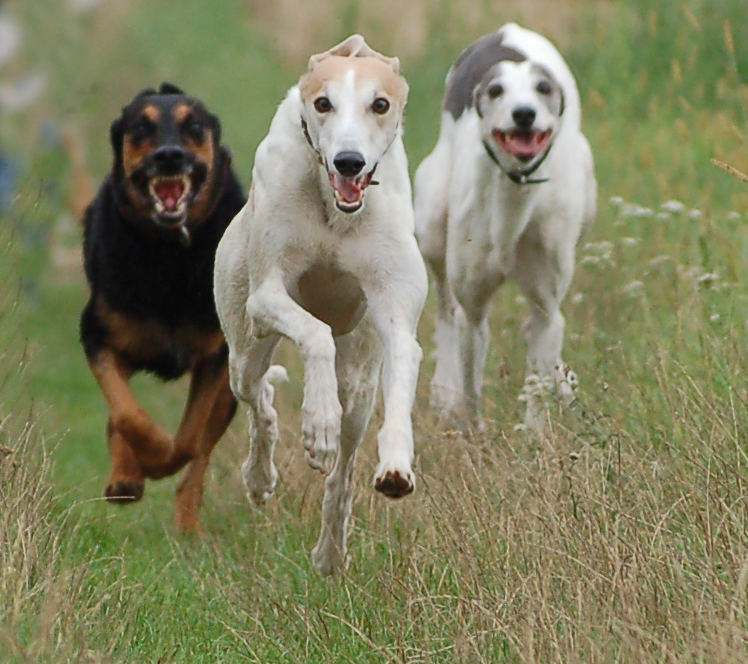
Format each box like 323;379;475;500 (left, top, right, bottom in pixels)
1;0;746;662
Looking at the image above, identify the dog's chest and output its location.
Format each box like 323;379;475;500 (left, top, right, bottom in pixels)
292;259;367;337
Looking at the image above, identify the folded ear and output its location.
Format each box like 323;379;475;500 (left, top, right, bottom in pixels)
109;116;124;165
307;34;400;74
472;84;485;119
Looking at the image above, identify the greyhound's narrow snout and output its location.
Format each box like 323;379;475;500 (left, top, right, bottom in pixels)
333;151;366;177
512;106;536;128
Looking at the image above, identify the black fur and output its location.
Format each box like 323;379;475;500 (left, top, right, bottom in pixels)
80;84;246;381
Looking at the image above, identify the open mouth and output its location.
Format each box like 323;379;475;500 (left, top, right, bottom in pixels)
148;174;192;223
328;170;374;213
493;128;552;162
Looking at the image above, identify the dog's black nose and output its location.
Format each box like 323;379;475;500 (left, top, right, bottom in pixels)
153;145;186;171
512;106;536;128
333;151;366;177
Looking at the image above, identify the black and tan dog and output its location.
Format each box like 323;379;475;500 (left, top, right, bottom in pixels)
80;83;246;533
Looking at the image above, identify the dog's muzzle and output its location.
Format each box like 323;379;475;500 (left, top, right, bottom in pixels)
328;150;377;214
492;127;552;163
132;145;208;227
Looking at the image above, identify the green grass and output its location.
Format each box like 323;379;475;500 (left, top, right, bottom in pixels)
1;0;746;662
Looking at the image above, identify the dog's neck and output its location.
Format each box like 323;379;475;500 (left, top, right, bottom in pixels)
481;139;551;185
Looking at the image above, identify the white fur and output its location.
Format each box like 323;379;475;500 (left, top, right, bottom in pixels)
214;40;426;575
414;23;596;431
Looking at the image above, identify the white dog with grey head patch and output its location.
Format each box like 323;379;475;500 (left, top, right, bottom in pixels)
214;35;426;575
414;23;596;431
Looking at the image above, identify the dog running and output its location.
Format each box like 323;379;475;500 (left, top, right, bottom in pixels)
414;23;596;431
214;35;427;574
80;83;246;533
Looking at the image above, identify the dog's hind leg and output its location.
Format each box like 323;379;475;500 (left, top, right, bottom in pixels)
234;336;287;506
312;321;382;575
414;129;462;412
172;354;238;533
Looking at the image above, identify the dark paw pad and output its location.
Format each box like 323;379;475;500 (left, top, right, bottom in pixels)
105;479;144;504
374;471;414;499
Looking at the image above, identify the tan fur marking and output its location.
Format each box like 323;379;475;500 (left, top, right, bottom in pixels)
299;56;408;108
142;104;160;124
88;347;174;470
295;261;368;337
172;103;191;124
97;298;224;359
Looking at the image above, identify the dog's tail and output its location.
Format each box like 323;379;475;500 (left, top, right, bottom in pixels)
258;365;288;412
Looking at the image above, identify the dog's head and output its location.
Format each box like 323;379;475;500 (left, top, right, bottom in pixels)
473;60;564;170
110;83;231;231
298;35;408;214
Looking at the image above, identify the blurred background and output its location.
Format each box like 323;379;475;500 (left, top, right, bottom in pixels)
0;2;745;660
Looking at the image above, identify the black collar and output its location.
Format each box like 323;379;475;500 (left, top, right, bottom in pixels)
301;117;324;165
481;139;551;185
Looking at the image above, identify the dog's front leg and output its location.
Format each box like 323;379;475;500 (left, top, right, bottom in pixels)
369;300;424;498
88;348;174;480
247;276;341;474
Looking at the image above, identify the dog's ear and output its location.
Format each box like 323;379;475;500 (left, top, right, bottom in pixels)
109;116;124;165
159;82;184;95
207;110;222;145
133;87;158;100
472;84;485;119
307;34;401;74
217;145;232;180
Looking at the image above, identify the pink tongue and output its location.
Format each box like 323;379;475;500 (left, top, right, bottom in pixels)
330;173;361;203
504;132;544;157
154;181;184;212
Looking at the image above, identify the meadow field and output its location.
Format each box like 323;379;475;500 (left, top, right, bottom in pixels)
1;0;746;661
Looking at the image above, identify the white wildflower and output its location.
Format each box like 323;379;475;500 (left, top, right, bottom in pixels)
609;195;624;207
621;236;640;246
709;313;720;322
697;272;718;285
661;199;685;213
622;280;644;295
571;292;584;304
656;211;671;220
649;254;671;265
622;204;654;218
688;208;702;219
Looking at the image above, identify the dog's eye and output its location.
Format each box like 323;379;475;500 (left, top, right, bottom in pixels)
314;96;332;113
536;80;552;95
487;84;504;99
130;118;155;144
371;97;390;115
184;120;204;141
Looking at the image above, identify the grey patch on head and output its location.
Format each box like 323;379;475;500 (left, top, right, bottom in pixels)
444;32;526;120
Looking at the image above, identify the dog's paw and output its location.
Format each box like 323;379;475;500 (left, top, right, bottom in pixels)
104;477;144;504
241;458;278;506
373;462;415;499
555;363;578;407
301;395;342;475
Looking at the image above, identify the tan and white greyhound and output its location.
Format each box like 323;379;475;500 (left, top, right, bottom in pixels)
214;35;426;575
